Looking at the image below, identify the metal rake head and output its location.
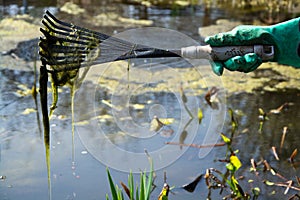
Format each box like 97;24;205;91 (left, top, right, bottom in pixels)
39;11;134;71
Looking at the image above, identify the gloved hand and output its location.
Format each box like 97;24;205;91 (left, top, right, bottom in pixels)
205;17;300;75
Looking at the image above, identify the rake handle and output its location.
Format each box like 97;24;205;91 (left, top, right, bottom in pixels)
181;45;274;61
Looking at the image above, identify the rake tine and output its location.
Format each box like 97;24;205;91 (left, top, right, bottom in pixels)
42;18;72;39
40;20;100;68
39;39;89;61
39;29;98;51
40;54;84;70
40;43;89;54
44;11;124;49
44;59;85;66
42;16;100;44
43;15;70;34
39;48;88;64
40;11;183;72
45;10;111;41
39;51;86;62
44;10;138;51
42;16;68;34
41;13;123;68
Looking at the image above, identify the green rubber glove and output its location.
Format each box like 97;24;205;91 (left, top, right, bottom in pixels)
205;17;300;75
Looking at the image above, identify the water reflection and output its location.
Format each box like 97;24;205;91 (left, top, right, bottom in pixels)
1;64;300;199
73;60;226;172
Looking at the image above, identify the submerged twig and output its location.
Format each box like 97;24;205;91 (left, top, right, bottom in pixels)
264;180;300;193
288;194;300;200
272;146;280;161
268;102;291;114
280;126;288;151
285;180;293;195
263;160;287;181
290;149;298;164
296;176;300;186
165;141;225;148
250;158;259;176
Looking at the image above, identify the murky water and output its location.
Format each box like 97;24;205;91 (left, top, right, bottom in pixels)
1;65;300;199
1;1;300;200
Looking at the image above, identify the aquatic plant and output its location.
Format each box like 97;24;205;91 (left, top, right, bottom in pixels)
106;158;154;200
204;114;247;199
206;107;300;199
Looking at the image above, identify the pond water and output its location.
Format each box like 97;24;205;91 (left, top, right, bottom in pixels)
1;1;300;200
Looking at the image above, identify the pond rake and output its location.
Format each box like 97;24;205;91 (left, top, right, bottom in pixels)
39;10;183;72
39;10;275;72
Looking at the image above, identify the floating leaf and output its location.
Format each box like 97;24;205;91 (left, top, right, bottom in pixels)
150;116;164;132
101;99;122;111
159;118;174;125
21;108;36;115
74;120;89;126
264;180;275;186
270;190;276;195
131;104;145;110
252;187;261;196
15;84;32;97
150;116;174;132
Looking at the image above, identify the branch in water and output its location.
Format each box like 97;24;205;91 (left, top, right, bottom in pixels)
165;142;225;148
